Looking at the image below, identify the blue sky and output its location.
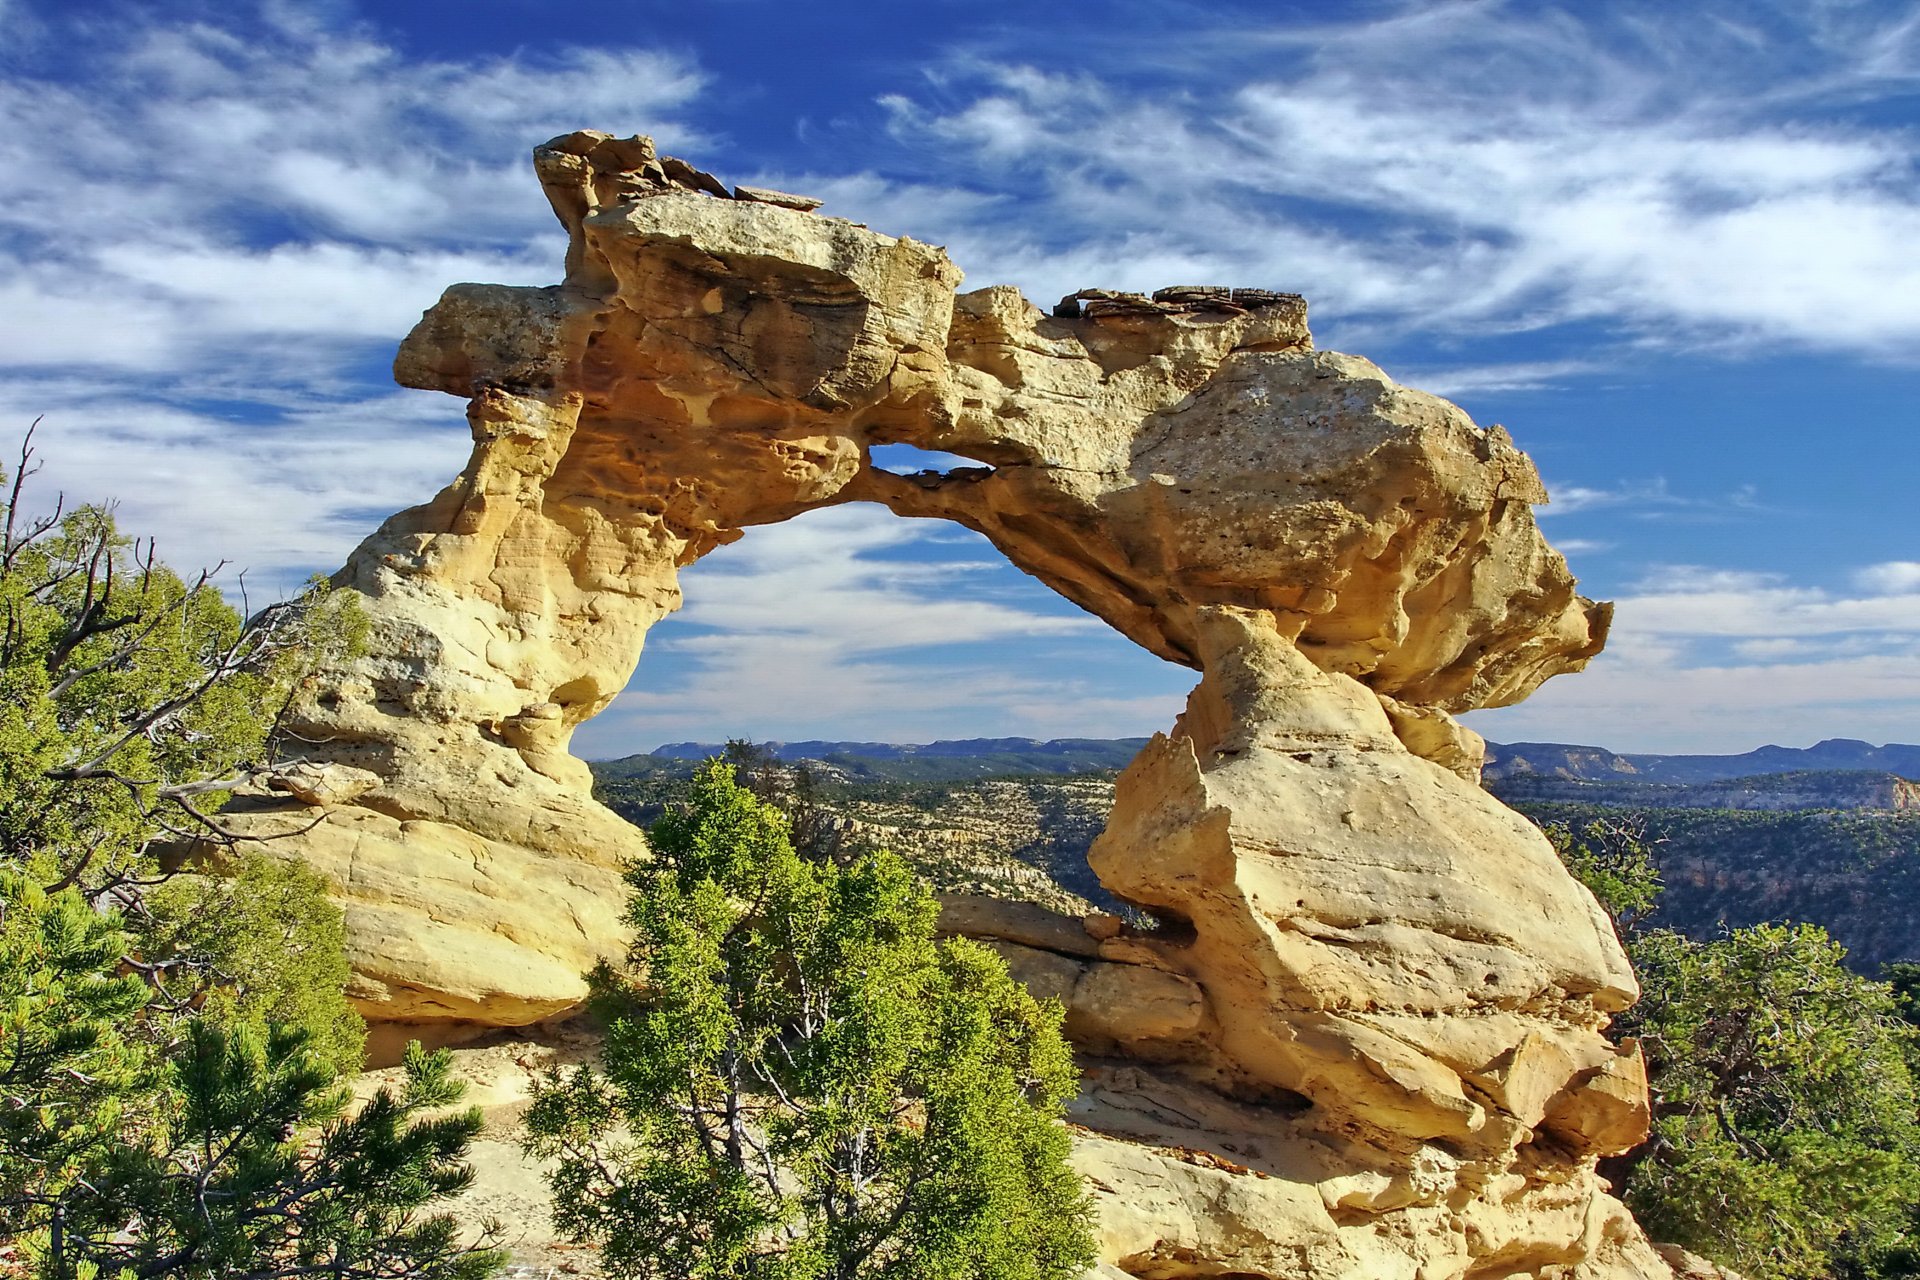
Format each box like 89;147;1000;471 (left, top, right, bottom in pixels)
3;0;1917;756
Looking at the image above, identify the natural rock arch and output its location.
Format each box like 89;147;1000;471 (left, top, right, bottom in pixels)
228;133;1676;1277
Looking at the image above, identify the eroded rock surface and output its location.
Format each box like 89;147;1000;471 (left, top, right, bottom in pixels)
225;132;1675;1277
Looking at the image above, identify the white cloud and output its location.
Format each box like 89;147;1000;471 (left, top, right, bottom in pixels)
1389;361;1602;397
1618;570;1920;637
0;9;703;380
1468;647;1920;754
1540;479;1763;520
671;507;1098;655
1856;561;1920;593
0;3;702;600
572;506;1191;754
86;240;559;342
862;4;1920;355
1631;565;1784;594
1;386;473;596
1469;553;1920;751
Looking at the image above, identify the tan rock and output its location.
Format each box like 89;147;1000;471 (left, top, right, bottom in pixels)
1086;608;1633;1151
1543;1041;1653;1156
1068;963;1209;1053
979;938;1084;1007
973;937;1209;1058
732;183;824;211
1654;1243;1746;1279
264;760;381;806
940;892;1104;957
216;134;1660;1278
1071;1131;1675;1280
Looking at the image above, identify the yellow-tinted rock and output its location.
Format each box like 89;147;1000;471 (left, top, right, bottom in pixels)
1543;1041;1654;1157
1655;1243;1748;1279
219;134;1664;1279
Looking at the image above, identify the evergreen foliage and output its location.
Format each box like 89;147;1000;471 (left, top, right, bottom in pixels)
717;739;863;865
0;434;498;1280
1620;925;1920;1278
0;871;157;1231
49;1031;499;1280
1546;818;1920;1279
1521;799;1920;973
1541;816;1662;931
143;853;365;1073
524;760;1095;1280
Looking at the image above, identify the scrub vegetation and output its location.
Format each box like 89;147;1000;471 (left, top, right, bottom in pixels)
1547;819;1920;1279
0;437;502;1280
525;760;1096;1280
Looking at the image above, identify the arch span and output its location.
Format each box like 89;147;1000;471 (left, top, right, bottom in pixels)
223;133;1674;1278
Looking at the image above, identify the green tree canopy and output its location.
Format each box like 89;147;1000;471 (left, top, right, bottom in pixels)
1545;814;1920;1279
1619;923;1920;1279
0;434;500;1280
524;760;1095;1280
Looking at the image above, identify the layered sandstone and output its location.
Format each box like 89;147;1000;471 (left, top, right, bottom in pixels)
225;132;1676;1277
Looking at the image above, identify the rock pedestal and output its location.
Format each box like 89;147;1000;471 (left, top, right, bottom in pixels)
226;132;1678;1277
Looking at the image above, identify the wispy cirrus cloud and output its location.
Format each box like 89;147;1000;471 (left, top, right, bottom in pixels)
1389;361;1604;397
572;506;1190;754
1469;646;1920;754
1621;565;1920;636
0;3;705;587
1540;478;1765;520
828;1;1920;358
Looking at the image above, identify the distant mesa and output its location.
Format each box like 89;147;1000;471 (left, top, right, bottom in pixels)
625;734;1920;800
1483;737;1920;787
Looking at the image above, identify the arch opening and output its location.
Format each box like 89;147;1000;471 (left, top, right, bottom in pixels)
570;502;1194;762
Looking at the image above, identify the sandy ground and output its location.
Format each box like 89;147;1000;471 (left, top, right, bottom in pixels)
359;1025;1130;1280
356;1022;604;1278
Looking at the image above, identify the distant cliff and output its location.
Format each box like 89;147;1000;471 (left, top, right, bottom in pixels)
1491;769;1920;811
611;736;1920;810
625;737;1152;781
1485;737;1920;786
1514;802;1920;971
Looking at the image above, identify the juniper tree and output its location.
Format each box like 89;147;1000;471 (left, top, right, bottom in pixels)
0;430;502;1280
1614;924;1920;1279
1546;816;1920;1278
524;760;1095;1280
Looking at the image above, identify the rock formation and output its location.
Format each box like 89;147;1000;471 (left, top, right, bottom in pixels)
227;131;1681;1277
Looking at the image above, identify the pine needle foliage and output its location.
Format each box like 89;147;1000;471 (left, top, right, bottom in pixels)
44;1032;502;1280
0;433;498;1280
1617;924;1920;1279
142;853;365;1073
0;871;157;1226
524;760;1095;1280
1547;818;1920;1279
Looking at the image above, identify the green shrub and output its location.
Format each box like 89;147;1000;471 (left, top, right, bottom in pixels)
525;760;1095;1280
144;851;365;1073
1545;816;1920;1277
0;439;495;1279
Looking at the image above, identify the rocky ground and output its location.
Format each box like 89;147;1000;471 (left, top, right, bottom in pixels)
355;1024;603;1277
597;772;1125;916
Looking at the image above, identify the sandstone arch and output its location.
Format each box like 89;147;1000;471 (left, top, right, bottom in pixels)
230;132;1676;1277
